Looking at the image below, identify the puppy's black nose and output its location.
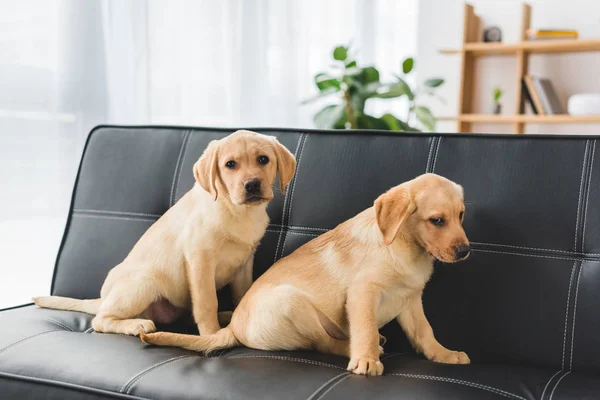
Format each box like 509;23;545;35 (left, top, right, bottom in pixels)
455;244;471;259
244;179;261;194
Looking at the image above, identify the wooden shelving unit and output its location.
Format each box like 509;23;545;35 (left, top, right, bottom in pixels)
441;3;600;134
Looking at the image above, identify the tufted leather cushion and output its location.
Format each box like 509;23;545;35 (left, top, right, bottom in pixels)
1;126;599;399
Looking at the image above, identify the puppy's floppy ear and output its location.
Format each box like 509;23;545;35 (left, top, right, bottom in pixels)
193;140;220;201
271;137;297;194
374;185;415;245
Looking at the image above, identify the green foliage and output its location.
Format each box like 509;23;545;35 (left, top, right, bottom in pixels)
493;86;503;103
303;45;445;132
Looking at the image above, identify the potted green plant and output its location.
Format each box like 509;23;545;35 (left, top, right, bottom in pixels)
492;86;503;114
302;45;444;132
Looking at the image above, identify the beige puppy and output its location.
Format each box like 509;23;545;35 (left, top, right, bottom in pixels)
33;130;296;336
141;173;470;376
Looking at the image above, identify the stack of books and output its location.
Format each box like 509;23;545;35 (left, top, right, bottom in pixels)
527;29;579;40
522;76;564;115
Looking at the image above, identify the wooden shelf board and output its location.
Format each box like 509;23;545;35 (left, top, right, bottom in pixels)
438;115;600;124
439;39;600;56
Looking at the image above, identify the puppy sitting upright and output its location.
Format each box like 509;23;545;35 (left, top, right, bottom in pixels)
141;173;470;375
34;130;296;336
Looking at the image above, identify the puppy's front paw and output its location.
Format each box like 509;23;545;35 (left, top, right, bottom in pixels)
429;349;470;364
347;357;384;376
125;319;157;336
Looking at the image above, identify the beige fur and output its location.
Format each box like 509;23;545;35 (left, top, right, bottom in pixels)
141;173;470;376
33;130;296;336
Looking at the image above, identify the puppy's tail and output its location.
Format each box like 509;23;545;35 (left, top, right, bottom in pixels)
140;327;239;354
32;296;101;315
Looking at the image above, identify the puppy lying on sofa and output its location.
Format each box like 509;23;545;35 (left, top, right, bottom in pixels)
34;130;296;336
141;173;471;376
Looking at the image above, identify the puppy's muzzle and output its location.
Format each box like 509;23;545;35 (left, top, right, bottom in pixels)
454;244;471;260
244;178;264;203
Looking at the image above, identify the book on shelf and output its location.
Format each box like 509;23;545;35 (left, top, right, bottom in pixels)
527;29;579;40
522;77;545;115
522;75;564;115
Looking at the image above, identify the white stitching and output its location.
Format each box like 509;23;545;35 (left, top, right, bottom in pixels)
120;355;198;393
73;214;156;223
270;224;329;232
540;370;563;400
582;139;596;251
388;373;525;400
470;241;574;255
287;231;322;237
274;134;305;263
228;355;345;370
286;135;308;232
574;140;590;251
74;209;162;219
42;318;74;332
170;130;190;207
426;137;436;173
548;371;571;400
570;262;584;369
562;261;577;369
473;248;576;261
0;330;61;354
173;130;193;204
431;137;442;172
84;327;95;333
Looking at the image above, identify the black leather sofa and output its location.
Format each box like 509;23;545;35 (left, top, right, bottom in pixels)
1;125;599;399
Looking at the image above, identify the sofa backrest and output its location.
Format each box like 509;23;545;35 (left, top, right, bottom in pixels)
52;126;600;373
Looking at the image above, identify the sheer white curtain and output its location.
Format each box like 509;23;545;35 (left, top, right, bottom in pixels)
0;0;418;308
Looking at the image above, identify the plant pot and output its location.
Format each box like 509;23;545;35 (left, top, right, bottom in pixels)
492;103;502;115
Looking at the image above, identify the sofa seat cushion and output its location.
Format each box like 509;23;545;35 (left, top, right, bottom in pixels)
0;305;592;400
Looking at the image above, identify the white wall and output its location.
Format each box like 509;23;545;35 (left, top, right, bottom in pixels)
418;0;600;134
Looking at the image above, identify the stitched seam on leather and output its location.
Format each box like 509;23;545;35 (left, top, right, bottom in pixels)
473;248;576;261
540;370;563;400
73;209;162;219
274;133;305;263
172;130;193;205
73;213;156;223
169;130;190;207
84;327;95;333
278;134;308;261
574;140;590;252
42;318;74;332
548;370;571;400
270;224;329;232
431;136;442;172
569;262;584;370
0;370;151;400
120;355;197;393
228;355;345;370
582;139;596;251
379;352;409;361
562;261;577;369
308;373;351;400
0;330;61;354
425;137;436;173
388;373;525;400
470;241;587;255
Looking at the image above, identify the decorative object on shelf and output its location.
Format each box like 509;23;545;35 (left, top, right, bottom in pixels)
302;44;445;132
483;26;502;42
568;93;600;116
492;86;503;114
527;29;578;40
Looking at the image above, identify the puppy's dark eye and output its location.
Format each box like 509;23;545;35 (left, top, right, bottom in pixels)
430;217;444;227
225;160;236;169
258;155;269;165
459;211;464;221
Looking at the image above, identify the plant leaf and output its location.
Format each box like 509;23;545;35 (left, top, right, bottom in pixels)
300;87;340;105
414;106;436;131
402;57;414;74
345;60;357;68
374;78;414;100
356;114;390;130
380;113;421;132
314;104;346;129
333;46;348;61
315;73;341;91
361;66;380;84
361;82;383;97
423;78;444;88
